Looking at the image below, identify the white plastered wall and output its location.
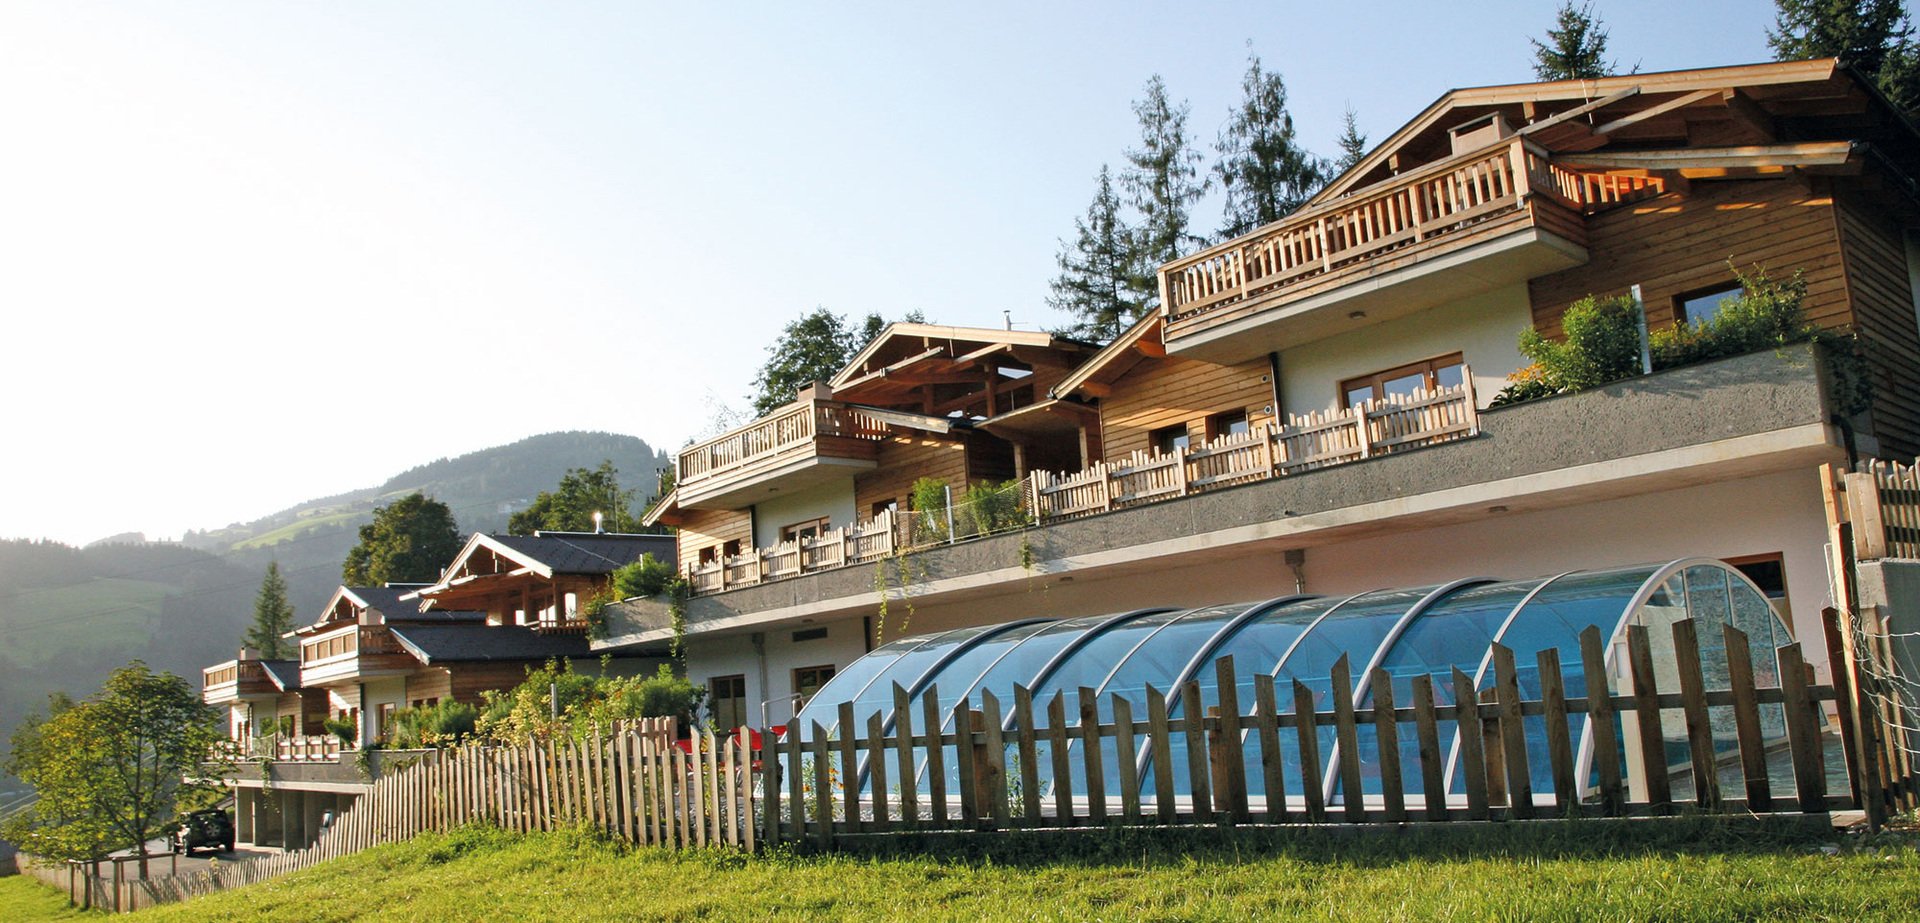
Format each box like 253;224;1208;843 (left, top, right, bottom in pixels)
751;479;858;548
685;466;1838;719
1277;282;1533;419
685;616;868;729
359;677;407;744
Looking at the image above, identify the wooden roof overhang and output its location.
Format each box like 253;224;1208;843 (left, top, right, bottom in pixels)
976;398;1100;440
1050;313;1167;401
415;533;555;608
830;323;1095;414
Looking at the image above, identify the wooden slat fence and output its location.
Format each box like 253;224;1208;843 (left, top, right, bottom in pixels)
1031;375;1477;522
39;610;1919;913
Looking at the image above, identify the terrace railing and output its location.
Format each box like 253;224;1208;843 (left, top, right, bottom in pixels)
687;510;898;595
1159;136;1664;325
1031;374;1478;522
677;400;893;486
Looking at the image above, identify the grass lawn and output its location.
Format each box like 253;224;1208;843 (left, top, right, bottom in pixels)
102;818;1920;922
0;577;172;667
0;874;88;921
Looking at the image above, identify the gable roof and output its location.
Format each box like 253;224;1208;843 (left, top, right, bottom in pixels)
415;531;675;598
1049;312;1166;401
258;660;302;691
1305;58;1889;208
386;623;600;664
830;323;1071;390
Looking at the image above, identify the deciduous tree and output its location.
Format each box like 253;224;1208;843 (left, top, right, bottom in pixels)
1049;165;1147;342
510;461;644;534
1214;53;1325;241
2;664;224;874
746;308;925;415
342;492;462;586
244;561;295;658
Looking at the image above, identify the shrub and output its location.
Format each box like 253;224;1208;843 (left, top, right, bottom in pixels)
322;716;357;745
477;659;708;744
1649;264;1808;369
612;553;676;599
956;479;1026;537
388;700;478;749
908;477;950;544
1518;293;1643;394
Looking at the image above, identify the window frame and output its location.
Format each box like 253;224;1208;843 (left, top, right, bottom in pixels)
1149;423;1190;456
709;674;748;731
1339;352;1465;408
791;664;837;710
1675;282;1746;327
1206;408;1251;442
780;517;832;544
1724;552;1791;629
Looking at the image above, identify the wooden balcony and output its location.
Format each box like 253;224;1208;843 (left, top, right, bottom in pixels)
687;510;897;595
1158;137;1662;364
298;625;415;686
202;660;281;704
675;398;892;510
1030;375;1480;521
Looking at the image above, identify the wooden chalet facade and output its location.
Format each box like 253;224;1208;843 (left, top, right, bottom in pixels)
598;59;1920;735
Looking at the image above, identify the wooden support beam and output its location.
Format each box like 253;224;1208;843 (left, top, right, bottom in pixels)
1721;88;1778;141
1593;90;1719;137
1516;86;1642;138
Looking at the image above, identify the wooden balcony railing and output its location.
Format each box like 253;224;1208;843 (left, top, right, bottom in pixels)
1160;136;1664;326
211;734;348;763
300;626;404;667
1031;374;1479;521
688;510;897;595
677;401;893;485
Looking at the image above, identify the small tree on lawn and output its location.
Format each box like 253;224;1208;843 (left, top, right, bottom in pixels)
244;561;296;658
2;663;226;875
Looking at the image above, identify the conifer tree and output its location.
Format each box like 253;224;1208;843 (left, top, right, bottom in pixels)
1122;75;1206;304
1049;165;1146;342
1771;0;1920;113
1214;53;1325;241
1532;2;1619;80
1335;107;1368;174
245;562;295;660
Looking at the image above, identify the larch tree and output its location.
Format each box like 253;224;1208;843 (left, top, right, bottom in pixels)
1049;165;1147;342
342;492;463;586
1771;0;1920;113
1214;52;1325;241
1122;74;1206;306
1532;2;1620;80
244;561;295;658
2;663;225;874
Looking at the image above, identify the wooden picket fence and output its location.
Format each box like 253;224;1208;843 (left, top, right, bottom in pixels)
33;609;1920;913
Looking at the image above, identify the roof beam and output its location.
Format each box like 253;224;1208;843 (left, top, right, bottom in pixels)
1592;89;1720;137
1720;88;1777;141
1553;141;1857;171
1517;86;1642;138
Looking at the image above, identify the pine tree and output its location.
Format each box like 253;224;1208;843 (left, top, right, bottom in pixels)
1771;0;1920;114
1335;107;1368;174
1049;165;1146;342
1532;2;1619;80
245;562;295;658
1122;75;1206;305
1214;53;1325;241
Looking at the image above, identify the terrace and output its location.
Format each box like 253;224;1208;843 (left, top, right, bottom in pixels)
674;393;898;510
1158;134;1662;364
298;624;416;686
201;659;284;705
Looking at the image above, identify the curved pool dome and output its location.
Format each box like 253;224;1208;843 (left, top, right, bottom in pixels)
787;558;1794;809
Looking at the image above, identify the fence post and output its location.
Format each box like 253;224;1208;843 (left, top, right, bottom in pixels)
944;485;956;545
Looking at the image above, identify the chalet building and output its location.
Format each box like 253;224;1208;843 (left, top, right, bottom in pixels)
200;649;315;742
601;59;1920;734
203;532;672;850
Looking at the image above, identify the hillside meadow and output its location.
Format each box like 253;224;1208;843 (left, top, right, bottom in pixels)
1;817;1895;922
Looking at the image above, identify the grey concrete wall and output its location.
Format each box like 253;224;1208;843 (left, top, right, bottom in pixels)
600;346;1831;648
205;748;430;790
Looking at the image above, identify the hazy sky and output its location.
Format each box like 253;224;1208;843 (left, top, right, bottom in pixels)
1;1;1780;545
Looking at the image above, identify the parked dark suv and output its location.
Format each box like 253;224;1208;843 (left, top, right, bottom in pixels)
170;809;234;855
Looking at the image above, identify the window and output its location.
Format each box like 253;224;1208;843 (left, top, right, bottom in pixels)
698;545;719;566
722;539;742;559
872;500;897;520
1727;553;1791;624
1678;283;1745;326
710;675;748;730
376;703;396;742
780;517;831;543
1341;353;1465;407
1150;423;1189;455
1206;409;1251;441
792;664;837;710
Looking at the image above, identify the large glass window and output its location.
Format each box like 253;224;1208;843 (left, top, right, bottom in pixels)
709;674;747;731
1342;354;1465;407
1677;283;1744;326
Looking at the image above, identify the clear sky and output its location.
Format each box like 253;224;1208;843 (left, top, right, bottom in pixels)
0;1;1781;545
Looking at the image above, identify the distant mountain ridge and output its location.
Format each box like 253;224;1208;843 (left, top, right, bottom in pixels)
0;431;670;782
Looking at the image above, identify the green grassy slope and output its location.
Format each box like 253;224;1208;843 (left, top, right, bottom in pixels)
0;875;87;921
0;577;175;666
113;822;1919;923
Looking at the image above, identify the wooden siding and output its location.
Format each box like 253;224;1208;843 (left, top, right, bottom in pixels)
674;507;753;574
1529;179;1850;338
966;433;1017;485
853;433;970;515
1836;193;1920;458
1097;355;1275;461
